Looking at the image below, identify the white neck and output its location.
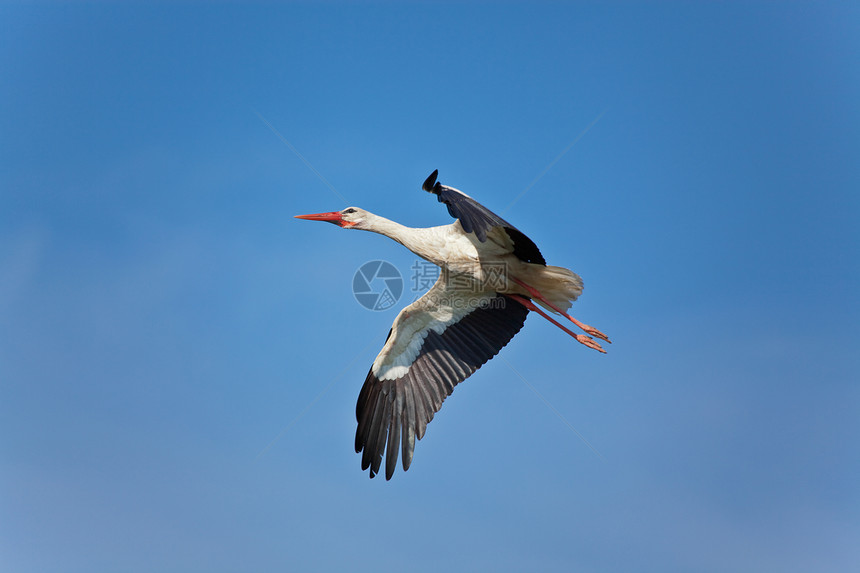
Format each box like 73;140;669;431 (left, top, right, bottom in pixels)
361;212;414;244
359;212;438;261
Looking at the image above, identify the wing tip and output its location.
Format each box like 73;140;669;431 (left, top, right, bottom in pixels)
422;169;441;194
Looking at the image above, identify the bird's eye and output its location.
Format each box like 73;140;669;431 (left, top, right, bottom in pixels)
343;208;356;214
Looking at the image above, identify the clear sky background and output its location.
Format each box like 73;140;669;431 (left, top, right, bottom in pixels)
2;3;858;572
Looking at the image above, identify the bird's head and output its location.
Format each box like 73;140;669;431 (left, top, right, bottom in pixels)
294;207;369;229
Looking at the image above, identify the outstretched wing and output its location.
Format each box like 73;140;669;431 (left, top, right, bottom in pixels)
355;275;529;479
422;169;546;265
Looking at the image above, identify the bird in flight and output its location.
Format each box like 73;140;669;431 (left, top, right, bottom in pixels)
295;170;610;479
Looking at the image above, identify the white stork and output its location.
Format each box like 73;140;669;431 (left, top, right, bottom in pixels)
295;170;610;479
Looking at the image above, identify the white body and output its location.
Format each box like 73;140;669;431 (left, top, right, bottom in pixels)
357;212;583;312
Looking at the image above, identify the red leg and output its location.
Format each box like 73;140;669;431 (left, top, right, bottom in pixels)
511;277;611;343
509;295;606;354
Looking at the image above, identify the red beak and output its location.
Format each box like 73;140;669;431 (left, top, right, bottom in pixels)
294;211;344;225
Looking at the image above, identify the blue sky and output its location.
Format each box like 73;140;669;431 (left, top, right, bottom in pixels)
2;2;858;572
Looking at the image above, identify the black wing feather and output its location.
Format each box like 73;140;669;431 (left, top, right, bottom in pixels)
402;383;417;470
354;294;529;479
385;396;402;480
422;169;546;265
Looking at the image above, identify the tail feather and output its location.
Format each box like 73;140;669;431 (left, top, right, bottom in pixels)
524;265;583;312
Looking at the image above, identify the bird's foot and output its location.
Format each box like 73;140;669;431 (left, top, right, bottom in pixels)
575;334;606;354
577;323;611;344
